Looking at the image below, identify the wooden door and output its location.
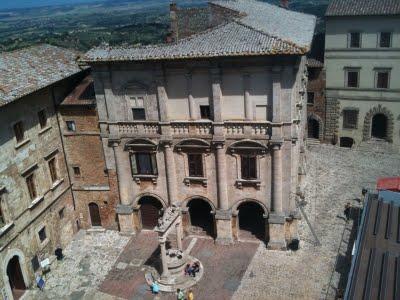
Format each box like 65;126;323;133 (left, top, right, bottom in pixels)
7;256;26;291
140;197;162;229
89;203;102;227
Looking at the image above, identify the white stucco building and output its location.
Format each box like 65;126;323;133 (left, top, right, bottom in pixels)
325;0;400;150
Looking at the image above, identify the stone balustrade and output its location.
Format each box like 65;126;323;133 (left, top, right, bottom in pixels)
115;121;271;138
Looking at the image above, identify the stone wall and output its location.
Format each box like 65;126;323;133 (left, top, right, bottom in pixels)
0;73;83;299
307;66;326;142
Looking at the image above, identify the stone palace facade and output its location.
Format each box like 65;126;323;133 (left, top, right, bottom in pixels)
83;0;316;249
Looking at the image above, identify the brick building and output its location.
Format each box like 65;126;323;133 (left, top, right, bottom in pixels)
83;0;316;249
306;58;326;142
58;76;119;230
0;45;86;300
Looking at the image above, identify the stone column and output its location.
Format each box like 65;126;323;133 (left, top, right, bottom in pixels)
243;73;252;120
271;143;283;213
112;141;135;235
268;141;286;250
186;72;196;120
163;142;177;205
215;143;228;210
214;142;233;244
176;223;183;251
159;238;170;278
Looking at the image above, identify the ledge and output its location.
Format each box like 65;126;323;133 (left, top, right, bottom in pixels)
133;175;158;184
72;185;110;191
28;196;45;210
184;177;207;187
0;222;14;237
50;178;64;191
14;138;31;150
235;179;261;189
116;204;134;215
38;126;52;135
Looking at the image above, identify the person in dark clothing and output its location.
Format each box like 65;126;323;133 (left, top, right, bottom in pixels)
344;202;351;221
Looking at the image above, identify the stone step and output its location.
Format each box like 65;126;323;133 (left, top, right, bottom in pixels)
306;138;321;146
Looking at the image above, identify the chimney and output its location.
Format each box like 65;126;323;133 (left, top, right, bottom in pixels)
169;2;178;43
280;0;289;9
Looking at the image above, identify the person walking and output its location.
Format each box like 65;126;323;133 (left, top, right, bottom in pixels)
344;202;351;221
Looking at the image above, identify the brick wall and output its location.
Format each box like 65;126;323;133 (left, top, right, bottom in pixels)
59;105;119;230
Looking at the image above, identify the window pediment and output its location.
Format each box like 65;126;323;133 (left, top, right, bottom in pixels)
125;139;157;151
228;140;267;154
175;139;210;152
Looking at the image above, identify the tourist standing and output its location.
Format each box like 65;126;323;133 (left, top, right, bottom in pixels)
187;289;194;300
177;288;185;300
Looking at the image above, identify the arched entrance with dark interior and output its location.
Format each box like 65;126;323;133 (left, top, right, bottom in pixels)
139;196;163;230
340;137;354;148
89;202;102;227
7;256;27;299
371;113;388;139
308;118;320;139
187;198;215;237
237;201;265;241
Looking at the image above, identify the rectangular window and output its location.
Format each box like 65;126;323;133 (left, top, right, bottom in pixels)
13;121;25;143
200;105;211;119
241;156;257;180
376;70;390;89
307;92;315;105
38;227;47;242
343;110;358;129
188;154;203;177
379;32;391;48
38;109;47;129
66;121;76;132
26;173;37;200
132;108;146;120
48;157;58;183
73;166;81;177
346;70;359;88
349;32;361;48
131;153;158;175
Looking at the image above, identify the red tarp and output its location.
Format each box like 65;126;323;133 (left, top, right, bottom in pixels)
377;177;400;192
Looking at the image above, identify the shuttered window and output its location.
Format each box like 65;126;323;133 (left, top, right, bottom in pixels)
48;157;58;183
188;154;203;177
26;173;37;200
241;156;257;180
131;153;157;175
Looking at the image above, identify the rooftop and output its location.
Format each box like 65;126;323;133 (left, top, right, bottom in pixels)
0;44;85;107
326;0;400;17
345;190;400;299
84;0;316;63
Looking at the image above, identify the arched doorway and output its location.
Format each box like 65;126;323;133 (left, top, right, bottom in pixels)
308;118;320;139
371;113;388;139
139;196;163;229
7;256;27;299
89;203;102;227
237;202;265;241
340;137;354;148
187;198;214;237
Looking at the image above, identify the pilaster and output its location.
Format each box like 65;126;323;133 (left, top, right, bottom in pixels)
243;73;253;121
213;141;228;211
155;68;169;122
186;72;197;120
210;67;223;123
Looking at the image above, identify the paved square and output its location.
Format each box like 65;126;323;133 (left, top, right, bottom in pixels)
25;145;400;300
